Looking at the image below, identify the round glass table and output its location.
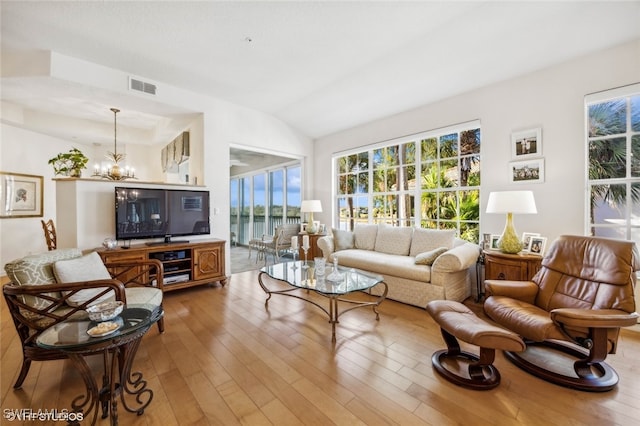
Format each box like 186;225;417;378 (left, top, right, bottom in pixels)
37;304;163;426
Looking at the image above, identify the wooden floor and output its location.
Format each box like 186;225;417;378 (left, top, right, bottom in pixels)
2;270;640;425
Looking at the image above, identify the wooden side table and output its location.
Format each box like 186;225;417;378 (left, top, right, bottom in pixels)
298;233;326;262
483;250;542;281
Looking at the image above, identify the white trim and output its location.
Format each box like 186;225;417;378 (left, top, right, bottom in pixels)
584;82;640;105
332;119;481;158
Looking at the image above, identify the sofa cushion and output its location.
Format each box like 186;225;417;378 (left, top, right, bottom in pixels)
415;247;449;266
332;228;355;251
4;248;83;309
354;224;378;250
335;249;431;282
374;226;414;256
54;252;114;307
409;228;456;257
125;287;163;306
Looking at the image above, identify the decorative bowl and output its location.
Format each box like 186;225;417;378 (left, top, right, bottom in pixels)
86;301;124;322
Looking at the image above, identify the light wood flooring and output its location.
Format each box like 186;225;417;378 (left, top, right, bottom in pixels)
2;270;640;425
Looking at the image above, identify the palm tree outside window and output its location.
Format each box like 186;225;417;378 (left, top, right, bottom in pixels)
586;84;640;242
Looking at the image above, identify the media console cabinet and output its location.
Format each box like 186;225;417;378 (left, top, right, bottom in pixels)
97;239;227;292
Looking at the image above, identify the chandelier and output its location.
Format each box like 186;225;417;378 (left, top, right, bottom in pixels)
92;108;136;180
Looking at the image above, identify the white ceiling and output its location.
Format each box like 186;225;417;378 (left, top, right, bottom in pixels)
1;1;640;146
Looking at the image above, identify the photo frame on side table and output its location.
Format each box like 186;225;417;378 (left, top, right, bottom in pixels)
521;232;540;252
301;223;308;233
511;127;542;159
490;234;501;250
528;236;547;256
510;158;545;184
0;172;43;218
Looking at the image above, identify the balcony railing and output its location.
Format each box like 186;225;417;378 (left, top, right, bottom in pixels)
232;215;301;245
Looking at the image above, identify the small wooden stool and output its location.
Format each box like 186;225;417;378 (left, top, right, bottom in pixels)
426;300;525;390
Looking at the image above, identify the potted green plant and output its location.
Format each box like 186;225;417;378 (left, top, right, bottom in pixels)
48;147;90;177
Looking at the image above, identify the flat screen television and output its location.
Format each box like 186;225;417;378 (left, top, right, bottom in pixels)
115;187;210;244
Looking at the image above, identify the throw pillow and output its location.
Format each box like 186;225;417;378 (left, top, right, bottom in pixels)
54;252;114;307
374;226;414;255
415;247;449;266
409;228;456;257
353;224;378;250
332;228;354;251
4;248;83;309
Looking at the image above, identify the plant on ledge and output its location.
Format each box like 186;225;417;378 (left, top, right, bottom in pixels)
48;148;89;177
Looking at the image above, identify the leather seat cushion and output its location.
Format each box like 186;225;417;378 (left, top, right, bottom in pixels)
484;295;565;342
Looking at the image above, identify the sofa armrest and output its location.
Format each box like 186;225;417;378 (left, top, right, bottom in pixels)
484;280;538;304
551;308;640;329
317;236;334;259
431;242;479;272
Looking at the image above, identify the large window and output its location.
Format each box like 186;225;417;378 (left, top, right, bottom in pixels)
230;164;301;245
586;84;640;242
334;121;481;242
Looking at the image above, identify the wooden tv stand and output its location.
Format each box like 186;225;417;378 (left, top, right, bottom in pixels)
97;239;227;292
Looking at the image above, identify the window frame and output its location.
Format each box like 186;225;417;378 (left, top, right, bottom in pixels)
332;120;481;242
584;83;640;241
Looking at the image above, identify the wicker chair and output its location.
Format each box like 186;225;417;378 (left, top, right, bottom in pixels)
3;249;164;389
41;219;57;251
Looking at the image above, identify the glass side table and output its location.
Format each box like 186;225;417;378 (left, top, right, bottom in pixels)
37;304;163;426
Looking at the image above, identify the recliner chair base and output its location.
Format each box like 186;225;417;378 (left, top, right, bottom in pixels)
431;348;501;390
504;340;619;392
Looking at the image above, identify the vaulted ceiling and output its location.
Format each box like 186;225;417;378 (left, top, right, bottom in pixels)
2;1;639;148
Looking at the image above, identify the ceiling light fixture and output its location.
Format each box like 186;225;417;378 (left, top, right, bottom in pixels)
93;108;136;180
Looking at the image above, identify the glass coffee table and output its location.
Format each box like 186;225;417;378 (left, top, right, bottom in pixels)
258;260;387;342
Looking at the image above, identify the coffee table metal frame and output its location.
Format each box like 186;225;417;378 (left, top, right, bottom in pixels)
258;261;387;342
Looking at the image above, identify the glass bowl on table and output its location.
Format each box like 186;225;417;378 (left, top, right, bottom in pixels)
86;301;124;322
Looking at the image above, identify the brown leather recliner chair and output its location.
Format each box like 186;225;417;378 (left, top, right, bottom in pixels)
484;235;639;392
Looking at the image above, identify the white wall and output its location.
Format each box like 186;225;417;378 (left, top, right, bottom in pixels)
313;40;640;245
0;98;312;275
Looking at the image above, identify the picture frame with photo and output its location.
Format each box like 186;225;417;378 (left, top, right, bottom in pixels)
318;223;326;234
0;171;43;218
528;236;547;256
490;234;501;250
521;232;540;252
510;158;545;184
511;127;542;159
301;223;308;233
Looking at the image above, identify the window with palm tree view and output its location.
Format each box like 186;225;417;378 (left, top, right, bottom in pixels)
587;86;640;242
335;122;480;243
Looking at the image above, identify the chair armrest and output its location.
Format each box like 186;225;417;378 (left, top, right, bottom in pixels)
104;259;164;291
551;308;640;328
431;243;480;272
317;236;334;259
484;280;539;304
3;280;127;340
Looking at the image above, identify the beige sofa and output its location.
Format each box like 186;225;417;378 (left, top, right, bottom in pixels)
317;225;480;308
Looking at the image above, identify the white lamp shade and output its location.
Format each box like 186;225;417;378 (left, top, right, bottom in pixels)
300;199;322;213
486;191;537;214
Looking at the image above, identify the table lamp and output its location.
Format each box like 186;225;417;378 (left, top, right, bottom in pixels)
301;200;322;234
486;190;537;254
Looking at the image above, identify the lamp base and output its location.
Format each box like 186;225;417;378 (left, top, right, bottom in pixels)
498;213;523;254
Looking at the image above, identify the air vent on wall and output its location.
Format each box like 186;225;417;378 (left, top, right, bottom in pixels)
129;76;157;95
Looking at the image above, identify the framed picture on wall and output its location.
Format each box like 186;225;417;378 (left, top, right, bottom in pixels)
0;172;43;218
511;127;542;159
510;158;545;184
